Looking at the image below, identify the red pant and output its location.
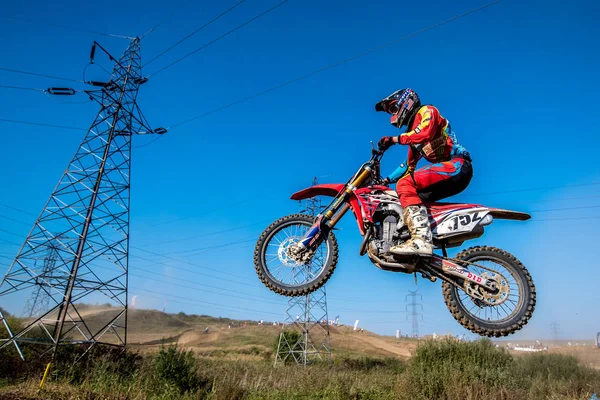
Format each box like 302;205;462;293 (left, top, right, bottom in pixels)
396;157;473;207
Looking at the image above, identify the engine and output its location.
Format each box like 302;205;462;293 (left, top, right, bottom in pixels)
369;204;410;258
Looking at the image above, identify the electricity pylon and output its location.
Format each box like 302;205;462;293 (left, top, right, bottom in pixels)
0;37;162;361
275;178;332;366
406;290;423;338
22;237;62;318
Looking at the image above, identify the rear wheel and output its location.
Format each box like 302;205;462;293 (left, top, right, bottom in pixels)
254;214;338;297
442;246;536;337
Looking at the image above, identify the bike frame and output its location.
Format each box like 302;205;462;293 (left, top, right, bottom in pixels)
292;150;384;249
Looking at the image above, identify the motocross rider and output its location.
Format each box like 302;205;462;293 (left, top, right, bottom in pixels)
375;88;472;256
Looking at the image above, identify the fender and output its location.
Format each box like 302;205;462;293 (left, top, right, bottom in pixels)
488;208;531;221
291;184;345;201
290;184;367;234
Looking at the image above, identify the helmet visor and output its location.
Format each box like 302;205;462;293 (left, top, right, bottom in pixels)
383;99;399;114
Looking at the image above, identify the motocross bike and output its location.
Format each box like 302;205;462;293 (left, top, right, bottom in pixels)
254;145;536;337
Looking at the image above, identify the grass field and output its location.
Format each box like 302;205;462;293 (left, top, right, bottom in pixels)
1;307;600;399
1;339;599;399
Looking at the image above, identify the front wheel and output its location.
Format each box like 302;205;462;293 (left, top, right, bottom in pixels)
442;246;536;337
254;214;339;297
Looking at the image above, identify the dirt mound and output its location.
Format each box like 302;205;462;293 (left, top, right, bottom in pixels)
127;309;189;332
106;308;417;359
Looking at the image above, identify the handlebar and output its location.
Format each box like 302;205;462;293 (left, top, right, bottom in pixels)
368;141;386;184
370;141;385;158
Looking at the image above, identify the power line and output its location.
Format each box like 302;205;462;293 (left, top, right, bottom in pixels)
506;193;600;205
0;84;46;93
130;266;275;302
463;182;600;197
150;199;249;226
0;66;84;84
166;0;502;129
530;216;600;222
157;220;270;245
530;204;600;213
133;135;162;149
140;0;195;39
160;236;255;256
148;0;291;78
130;252;262;288
132;286;282;317
0;235;272;306
130;271;281;305
132;289;277;318
2;15;133;39
0;85;84;99
0;213;33;226
145;0;247;66
0;118;86;131
0;238;20;246
0;206;262;287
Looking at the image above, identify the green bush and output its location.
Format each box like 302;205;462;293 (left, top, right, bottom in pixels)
402;339;515;398
153;344;209;394
274;330;303;364
512;352;582;381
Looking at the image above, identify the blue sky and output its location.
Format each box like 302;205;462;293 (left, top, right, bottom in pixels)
0;0;599;340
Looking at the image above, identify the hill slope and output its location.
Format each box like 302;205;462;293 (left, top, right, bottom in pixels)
95;308;420;360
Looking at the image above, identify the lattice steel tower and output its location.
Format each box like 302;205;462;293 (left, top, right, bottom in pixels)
0;37;161;360
406;290;423;338
275;178;332;366
22;237;62;318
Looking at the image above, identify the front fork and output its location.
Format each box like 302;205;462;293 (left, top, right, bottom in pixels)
290;166;372;260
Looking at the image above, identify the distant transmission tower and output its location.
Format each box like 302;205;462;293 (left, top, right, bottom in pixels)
275;177;331;366
0;37;163;361
406;290;423;338
22;238;62;318
550;321;560;342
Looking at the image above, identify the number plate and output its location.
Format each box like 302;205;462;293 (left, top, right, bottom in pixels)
435;208;489;237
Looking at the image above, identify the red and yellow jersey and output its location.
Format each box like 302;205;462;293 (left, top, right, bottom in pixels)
399;105;468;171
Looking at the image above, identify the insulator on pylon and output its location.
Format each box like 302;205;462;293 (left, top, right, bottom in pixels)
134;77;148;85
47;87;76;96
154;127;167;135
90;43;97;63
87;81;110;87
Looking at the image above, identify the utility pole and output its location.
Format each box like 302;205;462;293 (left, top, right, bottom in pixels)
406;290;423;338
0;37;163;363
275;178;331;366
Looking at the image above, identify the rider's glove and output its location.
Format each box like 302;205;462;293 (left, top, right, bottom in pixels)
381;177;391;186
378;136;394;151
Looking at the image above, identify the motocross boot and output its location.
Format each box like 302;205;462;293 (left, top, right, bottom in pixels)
389;204;433;256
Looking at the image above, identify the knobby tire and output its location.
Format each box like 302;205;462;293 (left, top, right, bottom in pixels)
254;214;339;297
442;246;536;337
